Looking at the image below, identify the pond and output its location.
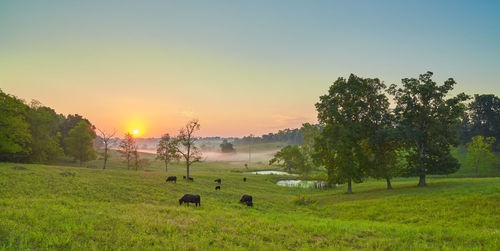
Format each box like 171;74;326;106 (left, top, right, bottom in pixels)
246;170;298;176
276;179;329;189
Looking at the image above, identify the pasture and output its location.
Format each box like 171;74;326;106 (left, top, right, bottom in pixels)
0;160;499;250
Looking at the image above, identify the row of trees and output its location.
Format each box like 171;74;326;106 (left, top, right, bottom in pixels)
155;120;202;178
234;127;319;146
0;89;97;165
271;72;475;193
312;71;500;193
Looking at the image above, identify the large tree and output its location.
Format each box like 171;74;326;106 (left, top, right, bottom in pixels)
389;71;469;186
156;133;180;172
0;89;32;161
314;74;389;193
64;121;97;166
96;128;116;169
119;132;136;170
174;120;202;179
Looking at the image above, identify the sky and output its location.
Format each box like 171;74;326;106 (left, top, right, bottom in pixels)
1;0;499;137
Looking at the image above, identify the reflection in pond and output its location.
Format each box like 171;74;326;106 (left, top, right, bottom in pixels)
276;179;329;189
246;170;298;176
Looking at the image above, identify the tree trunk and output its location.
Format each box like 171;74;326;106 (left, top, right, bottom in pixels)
475;167;478;177
165;160;168;172
386;178;392;190
186;161;190;179
127;155;130;170
418;175;427;187
417;143;426;187
347;179;353;194
103;146;108;169
80;159;83;167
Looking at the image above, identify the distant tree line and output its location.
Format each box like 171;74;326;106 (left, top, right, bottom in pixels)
0;89;96;165
459;94;500;150
234;126;323;146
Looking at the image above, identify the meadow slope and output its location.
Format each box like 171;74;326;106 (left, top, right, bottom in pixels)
0;162;499;250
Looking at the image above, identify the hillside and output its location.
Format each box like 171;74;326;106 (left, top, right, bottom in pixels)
0;162;498;250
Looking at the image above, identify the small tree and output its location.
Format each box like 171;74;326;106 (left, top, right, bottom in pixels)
466;136;497;177
96;128;116;169
174;120;202;179
270;145;309;174
156;133;180;172
220;139;235;153
119;132;136;170
64;121;96;166
300;123;321;171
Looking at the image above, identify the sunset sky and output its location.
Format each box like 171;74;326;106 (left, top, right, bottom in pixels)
1;1;499;137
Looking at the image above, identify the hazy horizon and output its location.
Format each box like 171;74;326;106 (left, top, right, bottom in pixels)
1;1;499;137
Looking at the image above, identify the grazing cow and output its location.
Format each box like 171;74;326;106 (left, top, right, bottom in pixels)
215;186;220;190
166;176;177;183
188;177;194;181
243;177;247;182
214;178;221;184
239;195;253;207
179;194;201;207
183;176;186;179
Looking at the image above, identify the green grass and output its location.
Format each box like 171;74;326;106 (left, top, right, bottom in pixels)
0;161;499;250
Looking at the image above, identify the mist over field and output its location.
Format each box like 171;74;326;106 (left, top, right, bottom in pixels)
138;148;277;162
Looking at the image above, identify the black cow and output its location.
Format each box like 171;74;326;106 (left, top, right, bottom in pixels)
243;177;247;182
179;194;201;207
183;176;186;179
166;176;177;183
215;186;220;190
214;178;221;184
239;195;253;207
188;177;194;181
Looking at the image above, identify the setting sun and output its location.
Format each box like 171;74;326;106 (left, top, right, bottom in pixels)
132;129;139;135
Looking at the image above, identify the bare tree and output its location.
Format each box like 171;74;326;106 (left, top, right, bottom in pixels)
156;133;180;172
119;132;136;170
174;120;202;179
96;128;116;169
132;145;139;171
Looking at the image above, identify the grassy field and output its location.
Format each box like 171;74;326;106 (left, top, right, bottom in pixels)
0;160;499;250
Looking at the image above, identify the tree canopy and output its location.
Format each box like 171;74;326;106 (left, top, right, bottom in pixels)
270;145;310;174
314;74;389;193
156;133;180;172
219;139;235;153
64;121;97;166
389;71;469;186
